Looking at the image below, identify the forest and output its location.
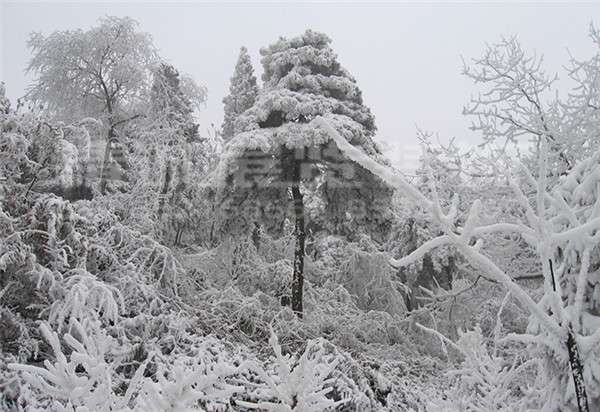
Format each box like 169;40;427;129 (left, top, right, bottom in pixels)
1;15;600;412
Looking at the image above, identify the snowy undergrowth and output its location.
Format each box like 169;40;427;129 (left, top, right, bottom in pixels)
7;315;418;411
0;192;444;411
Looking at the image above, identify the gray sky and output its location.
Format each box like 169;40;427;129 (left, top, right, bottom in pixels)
2;1;600;171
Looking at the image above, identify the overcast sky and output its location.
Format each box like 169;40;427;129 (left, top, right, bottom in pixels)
2;1;600;171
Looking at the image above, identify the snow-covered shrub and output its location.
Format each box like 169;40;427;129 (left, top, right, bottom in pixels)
1;88;97;199
235;327;441;412
182;232;293;296
238;329;354;412
9;318;253;412
311;235;407;316
337;248;406;316
0;305;36;361
1;352;49;411
353;311;406;346
137;357;243;412
9;319;127;412
425;326;537;411
194;286;285;350
47;271;124;331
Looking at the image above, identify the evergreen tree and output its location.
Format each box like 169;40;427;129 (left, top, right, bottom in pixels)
217;30;393;316
221;46;259;140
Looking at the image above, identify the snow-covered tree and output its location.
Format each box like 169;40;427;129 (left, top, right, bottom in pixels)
216;30;393;317
221;46;258;140
319;87;600;410
26;16;159;193
148;63;203;223
150;63;202;141
457;32;600;410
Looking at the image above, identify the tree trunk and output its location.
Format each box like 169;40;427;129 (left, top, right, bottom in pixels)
175;225;183;246
99;126;115;194
157;161;173;219
567;326;589;412
549;260;589;411
252;222;261;252
291;159;305;318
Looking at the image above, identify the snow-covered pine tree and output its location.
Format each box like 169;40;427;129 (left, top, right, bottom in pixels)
217;30;393;317
221;46;259;141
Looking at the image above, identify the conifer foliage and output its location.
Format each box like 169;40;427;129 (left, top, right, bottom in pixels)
221;46;259;140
